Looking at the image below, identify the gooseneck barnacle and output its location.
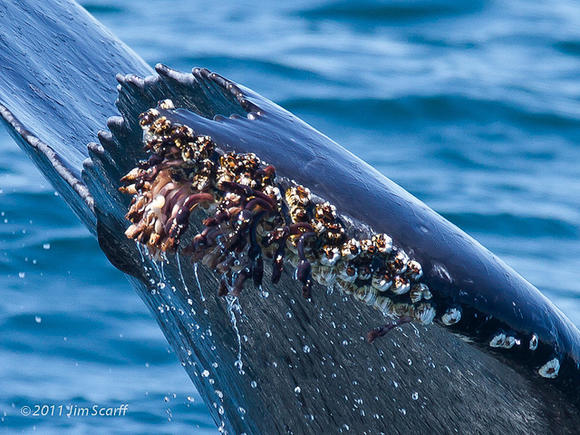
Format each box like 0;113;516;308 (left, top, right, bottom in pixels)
119;99;436;338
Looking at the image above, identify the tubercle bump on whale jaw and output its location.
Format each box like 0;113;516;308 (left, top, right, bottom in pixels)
82;64;580;430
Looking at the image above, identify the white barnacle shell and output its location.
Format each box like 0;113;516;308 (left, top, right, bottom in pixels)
237;174;254;187
159;99;175;109
490;332;519;349
490;333;507;348
414;303;436;325
359;239;374;254
320;246;340;266
529;334;538;350
374;296;392;315
286;185;311;207
504;336;518;348
538;358;560;379
372;233;393;254
341;238;361;260
406;260;423;281
263;185;282;203
388;250;409;274
312;219;326;234
391;276;411;295
371;273;392;293
441;307;461;325
315;201;337;220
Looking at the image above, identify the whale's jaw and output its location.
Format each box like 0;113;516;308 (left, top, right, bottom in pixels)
84;64;580;432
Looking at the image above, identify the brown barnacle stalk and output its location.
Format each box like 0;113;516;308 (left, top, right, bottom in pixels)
119;101;436;341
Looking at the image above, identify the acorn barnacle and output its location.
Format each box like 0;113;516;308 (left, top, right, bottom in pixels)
388;249;409;274
286;185;311;207
441;307;462;325
490;333;515;349
341;238;361;260
529;334;538;351
538;358;560;379
406;260;423;281
337;262;358;283
320;245;341;266
371;271;392;293
391;275;411;295
372;233;393;255
359;239;377;258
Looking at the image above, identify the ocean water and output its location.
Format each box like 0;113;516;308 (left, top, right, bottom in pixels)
1;0;579;432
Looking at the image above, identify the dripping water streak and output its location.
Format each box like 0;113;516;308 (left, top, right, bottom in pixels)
194;263;206;302
226;295;244;374
176;253;191;295
136;242;145;263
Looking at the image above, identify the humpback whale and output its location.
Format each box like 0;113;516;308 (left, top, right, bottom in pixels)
1;0;578;433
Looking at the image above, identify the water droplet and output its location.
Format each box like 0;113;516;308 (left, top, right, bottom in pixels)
412;392;419;400
34;316;42;324
250;381;257;388
42;243;50;250
294;386;301;394
18;272;25;279
303;345;311;353
201;370;210;378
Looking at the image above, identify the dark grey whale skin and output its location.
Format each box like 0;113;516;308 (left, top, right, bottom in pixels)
1;0;579;433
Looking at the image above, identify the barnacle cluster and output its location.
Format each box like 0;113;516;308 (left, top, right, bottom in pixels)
120;100;436;336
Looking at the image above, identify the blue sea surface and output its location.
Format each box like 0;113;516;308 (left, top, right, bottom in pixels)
1;0;579;432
